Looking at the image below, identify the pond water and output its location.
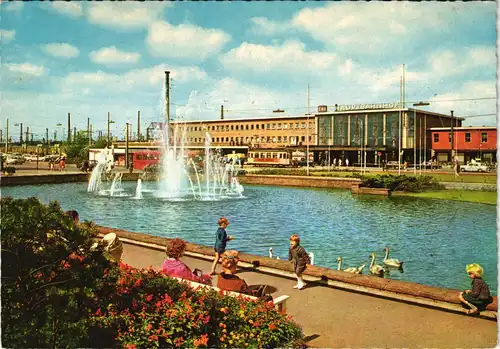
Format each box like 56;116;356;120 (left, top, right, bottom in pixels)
3;182;497;294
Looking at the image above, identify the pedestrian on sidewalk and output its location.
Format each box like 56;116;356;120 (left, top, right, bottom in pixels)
288;234;310;290
459;263;493;315
210;217;234;275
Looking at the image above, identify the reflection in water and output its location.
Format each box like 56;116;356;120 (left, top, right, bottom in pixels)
2;182;497;294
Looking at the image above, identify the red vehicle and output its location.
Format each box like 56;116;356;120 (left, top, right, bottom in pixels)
133;151;161;170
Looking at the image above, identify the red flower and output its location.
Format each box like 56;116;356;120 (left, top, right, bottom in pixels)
62;262;70;269
134;278;142;287
174;337;184;347
125;344;136;349
269;323;277;331
146;323;152;331
145;294;153;302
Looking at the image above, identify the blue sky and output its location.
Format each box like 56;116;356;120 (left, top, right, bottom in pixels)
0;1;497;141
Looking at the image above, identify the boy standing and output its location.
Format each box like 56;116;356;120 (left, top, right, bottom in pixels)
288;234;310;290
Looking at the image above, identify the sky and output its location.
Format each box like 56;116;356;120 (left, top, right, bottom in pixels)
0;1;497;141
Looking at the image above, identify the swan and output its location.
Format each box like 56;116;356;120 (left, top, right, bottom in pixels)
383;247;403;268
336;257;365;274
269;247;280;260
308;252;314;266
369;253;385;277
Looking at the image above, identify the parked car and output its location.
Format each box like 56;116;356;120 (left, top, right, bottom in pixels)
421;161;442;170
24;154;41;162
5;156;25;165
385;161;400;170
460;162;489;172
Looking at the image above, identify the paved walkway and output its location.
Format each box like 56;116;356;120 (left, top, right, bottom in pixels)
122;242;497;348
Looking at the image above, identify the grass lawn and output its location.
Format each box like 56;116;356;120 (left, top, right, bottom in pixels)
392;190;497;205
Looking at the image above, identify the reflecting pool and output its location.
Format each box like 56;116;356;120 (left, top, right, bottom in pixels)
3;182;497;294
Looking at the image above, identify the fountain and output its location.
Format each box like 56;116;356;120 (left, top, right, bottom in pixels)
134;178;143;199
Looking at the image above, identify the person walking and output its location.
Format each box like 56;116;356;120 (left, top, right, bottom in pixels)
288;234;310;290
345;158;349;168
210;217;234;275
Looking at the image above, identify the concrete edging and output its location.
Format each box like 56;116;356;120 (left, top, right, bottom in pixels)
96;226;497;320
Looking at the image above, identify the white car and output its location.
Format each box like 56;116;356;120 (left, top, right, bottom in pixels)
460;162;489;172
24;154;40;162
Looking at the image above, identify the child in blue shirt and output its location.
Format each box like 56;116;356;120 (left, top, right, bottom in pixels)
210;217;234;275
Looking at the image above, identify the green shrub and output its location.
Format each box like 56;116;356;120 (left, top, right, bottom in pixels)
1;197;117;348
353;174;444;192
3;166;16;174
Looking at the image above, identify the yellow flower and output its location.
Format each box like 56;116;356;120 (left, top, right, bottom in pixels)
248;319;253;324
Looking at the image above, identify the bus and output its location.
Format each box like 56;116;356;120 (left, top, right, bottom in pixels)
133;151;161;170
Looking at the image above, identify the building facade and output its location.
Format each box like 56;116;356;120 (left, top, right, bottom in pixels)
430;126;497;164
312;104;462;165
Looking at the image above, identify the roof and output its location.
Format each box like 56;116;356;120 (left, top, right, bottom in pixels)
429;126;496;131
171;114;311;124
313;107;465;121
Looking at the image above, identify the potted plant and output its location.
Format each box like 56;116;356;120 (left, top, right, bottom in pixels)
3;166;16;176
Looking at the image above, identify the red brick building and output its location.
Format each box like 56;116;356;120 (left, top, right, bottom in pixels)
430;126;497;164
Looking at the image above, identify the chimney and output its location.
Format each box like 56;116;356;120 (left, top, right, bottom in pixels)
220;105;224;120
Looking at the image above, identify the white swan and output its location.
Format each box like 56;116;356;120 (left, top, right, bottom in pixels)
308;252;314;266
383;247;403;268
369;253;385;277
269;247;280;260
336;257;365;274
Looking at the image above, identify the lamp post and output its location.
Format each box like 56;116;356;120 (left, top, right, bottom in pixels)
412;102;430;175
56;123;63;142
107;112;115;147
14;123;22;144
125;122;131;169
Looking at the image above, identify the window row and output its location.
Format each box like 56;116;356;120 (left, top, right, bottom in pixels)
187;135;312;144
249;152;290;159
185;121;313;132
433;132;489;143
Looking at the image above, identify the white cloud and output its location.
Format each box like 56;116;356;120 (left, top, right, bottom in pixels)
59;64;208;98
147;21;230;60
249;17;293;36
48;2;83;17
0;29;16;44
3;2;24;12
175;78;297;121
87;2;169;30
220;40;336;75
89;47;140;66
289;3;453;54
41;43;80;59
428;46;495;78
5;63;48;77
428;81;496;126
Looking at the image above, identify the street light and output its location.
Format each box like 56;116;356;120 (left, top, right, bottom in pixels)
14;123;22;144
107;112;115;147
413;102;430;175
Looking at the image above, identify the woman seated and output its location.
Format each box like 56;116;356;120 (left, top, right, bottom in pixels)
217;250;250;293
217;250;272;301
162;238;212;285
91;233;123;263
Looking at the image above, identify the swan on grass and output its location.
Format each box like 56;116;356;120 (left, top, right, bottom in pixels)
336;257;366;274
383;247;403;269
369;253;385;277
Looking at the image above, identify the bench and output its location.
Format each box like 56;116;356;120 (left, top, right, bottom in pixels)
171;276;290;312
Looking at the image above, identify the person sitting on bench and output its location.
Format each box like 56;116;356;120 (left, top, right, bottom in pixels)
217;250;271;301
162;238;212;285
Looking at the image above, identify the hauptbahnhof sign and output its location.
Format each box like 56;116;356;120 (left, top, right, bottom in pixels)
334;102;402;112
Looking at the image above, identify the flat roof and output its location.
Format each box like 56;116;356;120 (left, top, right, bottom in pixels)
171;114;311;124
314;107;465;121
430;126;496;131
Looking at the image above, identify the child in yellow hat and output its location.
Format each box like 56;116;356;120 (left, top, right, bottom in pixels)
458;263;493;315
